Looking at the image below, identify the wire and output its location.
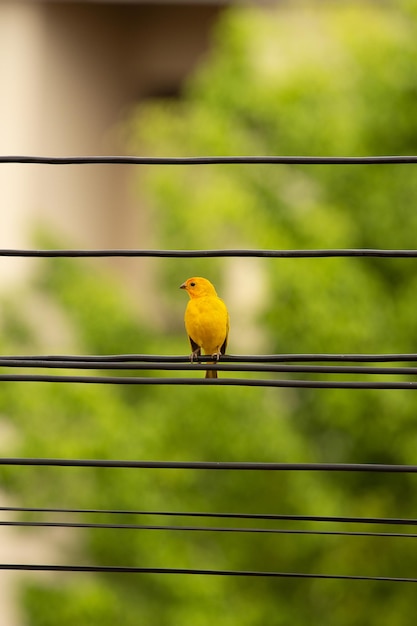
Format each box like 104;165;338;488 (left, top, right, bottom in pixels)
2;506;417;527
2;355;417;387
0;563;415;582
0;373;417;388
2;358;417;376
2;353;417;363
2;154;417;586
1;519;417;539
1;459;417;472
2;155;417;165
1;247;417;258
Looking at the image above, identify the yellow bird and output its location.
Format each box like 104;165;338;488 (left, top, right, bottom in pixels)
180;277;229;378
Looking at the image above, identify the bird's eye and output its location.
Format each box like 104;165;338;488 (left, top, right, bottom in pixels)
190;282;196;287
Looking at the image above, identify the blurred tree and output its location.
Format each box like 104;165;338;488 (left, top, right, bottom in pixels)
2;1;417;625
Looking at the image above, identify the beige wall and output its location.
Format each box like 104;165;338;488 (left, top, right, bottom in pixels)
0;4;226;624
0;1;223;285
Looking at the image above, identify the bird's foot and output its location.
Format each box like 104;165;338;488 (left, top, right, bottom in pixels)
211;350;222;362
190;348;201;363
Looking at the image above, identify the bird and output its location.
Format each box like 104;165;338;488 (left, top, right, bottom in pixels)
180;277;229;378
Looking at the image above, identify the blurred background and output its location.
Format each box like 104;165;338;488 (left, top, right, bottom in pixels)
1;0;417;624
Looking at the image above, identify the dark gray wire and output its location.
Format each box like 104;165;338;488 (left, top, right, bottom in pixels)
1;358;417;376
0;373;417;388
1;519;417;539
0;563;415;583
1;247;417;257
2;506;417;526
3;353;417;363
1;458;417;472
2;155;417;165
2;153;417;584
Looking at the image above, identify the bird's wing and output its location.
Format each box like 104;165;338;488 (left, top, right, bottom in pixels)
189;336;201;354
220;310;229;355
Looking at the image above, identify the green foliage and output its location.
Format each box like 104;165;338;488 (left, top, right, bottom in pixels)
4;1;417;624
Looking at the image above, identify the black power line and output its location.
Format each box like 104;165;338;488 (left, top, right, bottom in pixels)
1;247;417;258
3;506;417;527
1;458;417;472
0;563;415;583
2;153;417;587
2;154;417;165
2;357;417;376
0;373;417;389
2;353;417;363
2;519;417;539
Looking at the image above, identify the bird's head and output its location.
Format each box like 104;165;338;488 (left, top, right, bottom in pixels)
180;277;218;299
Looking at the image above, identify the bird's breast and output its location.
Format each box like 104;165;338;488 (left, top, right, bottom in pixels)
185;296;228;354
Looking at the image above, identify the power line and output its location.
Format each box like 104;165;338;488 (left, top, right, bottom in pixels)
1;519;417;539
2;154;417;587
2;353;417;363
0;563;415;583
2;357;417;376
0;373;417;389
2;506;417;526
1;247;417;258
1;459;417;472
2;155;417;166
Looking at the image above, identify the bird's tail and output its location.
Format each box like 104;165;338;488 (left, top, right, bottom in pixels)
205;367;217;379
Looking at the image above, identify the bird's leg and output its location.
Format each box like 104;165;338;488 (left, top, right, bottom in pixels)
189;338;201;363
211;350;222;362
190;347;201;363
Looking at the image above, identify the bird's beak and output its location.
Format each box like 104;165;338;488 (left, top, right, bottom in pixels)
180;282;186;290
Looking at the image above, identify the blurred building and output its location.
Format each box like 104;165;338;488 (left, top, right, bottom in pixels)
0;0;244;285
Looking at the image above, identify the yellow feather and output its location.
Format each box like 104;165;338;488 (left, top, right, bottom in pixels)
180;277;229;379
